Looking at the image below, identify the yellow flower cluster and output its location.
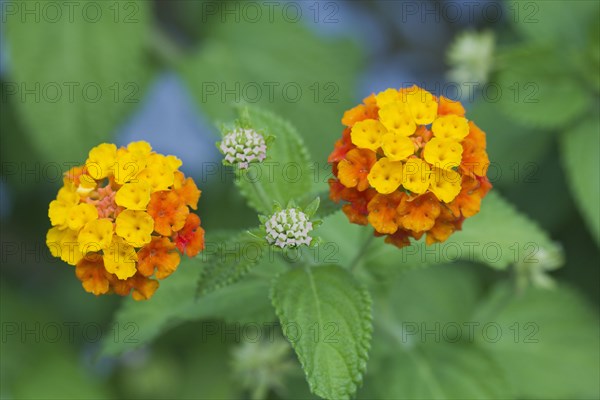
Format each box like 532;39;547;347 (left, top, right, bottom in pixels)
46;141;204;300
329;85;492;248
352;87;465;203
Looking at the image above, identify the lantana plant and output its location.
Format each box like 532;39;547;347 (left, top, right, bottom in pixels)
50;90;569;400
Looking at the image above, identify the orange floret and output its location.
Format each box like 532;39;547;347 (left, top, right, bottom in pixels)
367;192;403;234
437;96;466;116
337;148;377;191
75;256;111;296
396;193;441;233
173;213;206;257
341;102;379;127
384;229;413;248
426;207;463;245
460;122;490;177
328;128;355;164
137;236;182;279
147;190;189;235
107;273;159;300
449;175;493;218
173;171;201;210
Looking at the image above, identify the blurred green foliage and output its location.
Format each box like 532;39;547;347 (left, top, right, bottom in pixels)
1;1;599;399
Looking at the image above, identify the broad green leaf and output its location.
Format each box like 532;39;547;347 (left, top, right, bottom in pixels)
312;211;370;267
178;16;361;163
365;343;510;400
508;1;599;48
300;190;340;220
360;264;510;399
4;0;153;162
469;98;551;189
560;116;600;245
101;256;278;356
474;283;600;399
234;106;314;213
196;229;267;296
271;265;372;400
367;191;563;272
496;46;588;129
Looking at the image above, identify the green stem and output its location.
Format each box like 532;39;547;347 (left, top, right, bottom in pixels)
349;233;375;272
245;167;272;213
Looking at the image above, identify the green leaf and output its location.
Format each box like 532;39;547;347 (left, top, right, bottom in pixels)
366;343;510;400
367;192;563;273
178;16;361;164
101;256;279;357
4;0;153;163
560;116;600;245
474;283;600;399
301;190;340;220
270;265;372;399
469;98;551;189
234;106;314;214
361;264;510;399
196;229;267;296
304;197;321;218
508;1;599;48
496;46;589;130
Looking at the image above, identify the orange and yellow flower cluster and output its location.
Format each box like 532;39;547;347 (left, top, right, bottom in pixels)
46;141;205;300
328;86;492;248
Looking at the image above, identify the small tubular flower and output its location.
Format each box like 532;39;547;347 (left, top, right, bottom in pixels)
381;133;415;161
337;148;377;191
46;141;205;300
423;138;463;170
137;236;181;279
328;86;492;248
173;213;205;257
218;128;267;169
367;158;403;195
351;119;386;150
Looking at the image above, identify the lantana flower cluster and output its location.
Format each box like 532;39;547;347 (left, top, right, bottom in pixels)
328;86;492;248
46;141;205;300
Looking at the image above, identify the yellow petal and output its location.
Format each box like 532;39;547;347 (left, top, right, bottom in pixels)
47;228;83;265
103;236;137;279
85;143;117;180
46;227;66;258
136;154;176;192
367;157;404;194
115;210;154;247
381;133;415;161
375;88;401;108
404;86;438;125
432;115;469;141
402;158;431;195
378;102;417;136
351;119;387;151
66;203;98;231
114;151;147;185
127;141;153;157
423;137;463;170
78;219;114;253
115;181;151;210
429;168;462;203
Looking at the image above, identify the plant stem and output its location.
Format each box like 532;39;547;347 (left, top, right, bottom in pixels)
349;234;375;272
